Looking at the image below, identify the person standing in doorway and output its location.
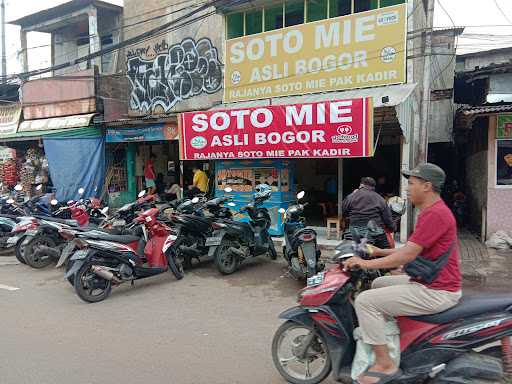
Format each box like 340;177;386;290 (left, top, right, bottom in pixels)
144;153;157;195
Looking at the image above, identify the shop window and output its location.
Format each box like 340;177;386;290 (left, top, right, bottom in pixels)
265;5;284;31
246;10;263;35
255;168;279;192
307;0;328;22
329;0;351;17
227;12;244;39
354;0;379;13
285;0;304;27
496;140;512;187
380;0;405;6
216;168;254;192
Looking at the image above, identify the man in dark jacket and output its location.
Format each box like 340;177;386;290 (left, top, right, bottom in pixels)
342;177;394;248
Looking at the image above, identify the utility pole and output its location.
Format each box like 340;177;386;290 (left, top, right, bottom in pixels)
418;0;435;164
1;0;6;83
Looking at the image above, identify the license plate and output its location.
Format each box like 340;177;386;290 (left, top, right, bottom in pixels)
6;236;19;245
113;220;126;227
205;237;222;246
70;249;89;261
25;230;37;236
307;272;325;287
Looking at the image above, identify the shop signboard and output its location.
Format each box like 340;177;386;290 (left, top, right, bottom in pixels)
106;124;179;143
180;97;373;160
497;114;512;139
0;104;21;137
224;4;407;103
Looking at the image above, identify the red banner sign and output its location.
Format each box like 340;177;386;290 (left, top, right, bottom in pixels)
180;98;373;160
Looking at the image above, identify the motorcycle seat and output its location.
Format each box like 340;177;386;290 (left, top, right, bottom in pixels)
81;232;140;244
412;294;512;324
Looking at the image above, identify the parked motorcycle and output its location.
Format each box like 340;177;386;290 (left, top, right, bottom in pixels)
65;203;184;303
171;195;234;269
279;191;323;280
271;227;512;384
7;216;39;264
206;184;277;275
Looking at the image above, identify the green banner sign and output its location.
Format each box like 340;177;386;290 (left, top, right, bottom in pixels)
497;114;512;139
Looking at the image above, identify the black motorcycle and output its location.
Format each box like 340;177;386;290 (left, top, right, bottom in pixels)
279;191;323;280
171;196;233;269
206;184;277;275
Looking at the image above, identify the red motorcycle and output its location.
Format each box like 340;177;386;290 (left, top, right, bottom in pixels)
64;204;183;303
272;233;512;384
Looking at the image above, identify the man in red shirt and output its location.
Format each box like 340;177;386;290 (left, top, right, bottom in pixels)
144;153;157;195
344;163;462;384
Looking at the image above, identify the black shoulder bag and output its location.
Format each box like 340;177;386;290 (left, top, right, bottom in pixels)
404;243;455;284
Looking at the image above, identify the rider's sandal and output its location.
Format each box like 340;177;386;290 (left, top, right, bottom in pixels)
354;368;403;384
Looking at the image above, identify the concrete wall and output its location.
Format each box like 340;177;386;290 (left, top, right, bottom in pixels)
459;49;512;72
428;29;458;143
487;115;512;237
122;0;224;115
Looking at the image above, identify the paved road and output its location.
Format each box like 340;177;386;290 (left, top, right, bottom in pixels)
0;256;340;384
1;254;509;384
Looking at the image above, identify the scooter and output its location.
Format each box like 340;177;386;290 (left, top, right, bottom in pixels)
279;191;323;280
170;195;234;269
271;227;512;384
206;184;277;275
65;203;184;303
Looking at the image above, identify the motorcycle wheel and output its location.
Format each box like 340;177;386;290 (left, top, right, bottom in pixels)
73;262;112;303
268;239;278;260
214;239;240;275
15;237;27;264
24;235;57;269
272;321;331;384
167;249;185;280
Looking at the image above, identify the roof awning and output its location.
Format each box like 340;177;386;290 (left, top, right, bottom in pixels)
0;113;97;141
211;83;417;138
19;113;96;133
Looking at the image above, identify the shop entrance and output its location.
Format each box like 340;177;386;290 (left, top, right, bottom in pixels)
293;143;401;226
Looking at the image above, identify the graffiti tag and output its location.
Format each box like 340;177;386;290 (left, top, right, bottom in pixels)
126;37;223;113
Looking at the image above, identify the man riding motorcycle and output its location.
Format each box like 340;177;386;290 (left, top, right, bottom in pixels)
342;177;394;249
344;163;461;384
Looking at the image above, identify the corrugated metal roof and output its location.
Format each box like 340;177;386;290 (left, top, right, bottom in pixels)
459;104;512;116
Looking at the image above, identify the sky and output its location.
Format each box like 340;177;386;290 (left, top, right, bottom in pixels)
4;0;512;76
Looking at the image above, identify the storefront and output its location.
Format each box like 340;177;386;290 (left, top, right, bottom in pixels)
179;96;407;234
105;122;181;207
0;111;105;201
457;108;512;240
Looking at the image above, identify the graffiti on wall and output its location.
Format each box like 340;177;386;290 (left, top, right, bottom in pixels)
126;38;222;113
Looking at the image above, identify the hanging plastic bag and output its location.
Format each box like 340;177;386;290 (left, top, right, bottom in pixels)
351;320;401;380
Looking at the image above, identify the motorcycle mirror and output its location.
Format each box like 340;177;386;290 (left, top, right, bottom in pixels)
14;184;23;192
101;207;109;215
36;184;43;191
191;197;200;204
138;190;146;198
78;188;85;195
227;202;236;207
297;191;305;200
50;199;59;206
6;198;14;204
278;208;286;214
224;187;233;193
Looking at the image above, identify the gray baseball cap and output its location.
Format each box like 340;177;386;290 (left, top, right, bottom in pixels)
402;163;446;190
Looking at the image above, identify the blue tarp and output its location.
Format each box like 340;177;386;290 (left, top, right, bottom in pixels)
43;136;105;202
